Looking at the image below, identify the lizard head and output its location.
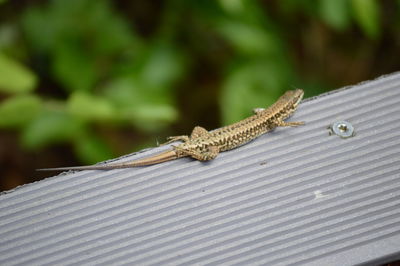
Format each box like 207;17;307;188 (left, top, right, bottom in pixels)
282;89;304;108
291;89;304;107
275;89;304;117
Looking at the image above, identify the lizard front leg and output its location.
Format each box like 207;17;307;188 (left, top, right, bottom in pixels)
276;121;304;127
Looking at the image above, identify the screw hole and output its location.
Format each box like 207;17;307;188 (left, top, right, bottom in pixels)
338;124;348;132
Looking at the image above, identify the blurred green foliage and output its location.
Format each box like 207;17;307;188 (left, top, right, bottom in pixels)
0;52;37;93
0;0;394;165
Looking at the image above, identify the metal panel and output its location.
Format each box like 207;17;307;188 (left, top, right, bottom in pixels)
1;73;400;265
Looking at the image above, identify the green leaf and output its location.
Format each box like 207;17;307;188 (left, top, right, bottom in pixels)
278;0;319;16
84;1;137;55
21;110;85;149
0;25;17;48
67;91;115;121
22;6;57;52
319;0;351;30
0;53;37;94
217;20;278;55
103;77;178;129
120;104;178;131
218;0;245;14
0;94;41;128
351;0;380;39
52;43;98;92
74;132;114;164
140;43;185;89
22;0;139;92
220;60;286;124
102;77;142;106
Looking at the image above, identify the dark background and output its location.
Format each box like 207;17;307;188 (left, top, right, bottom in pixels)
0;0;399;191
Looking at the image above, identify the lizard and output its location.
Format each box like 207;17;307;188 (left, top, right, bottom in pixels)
38;89;304;171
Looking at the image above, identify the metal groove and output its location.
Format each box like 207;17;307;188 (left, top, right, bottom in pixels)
1;125;398;256
1;73;400;265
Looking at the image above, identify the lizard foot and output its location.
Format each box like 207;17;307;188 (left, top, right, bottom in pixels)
159;135;190;146
174;145;219;161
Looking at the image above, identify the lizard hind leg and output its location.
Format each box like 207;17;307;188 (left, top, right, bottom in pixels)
160;126;209;146
174;145;219;161
190;126;209;139
159;135;190;146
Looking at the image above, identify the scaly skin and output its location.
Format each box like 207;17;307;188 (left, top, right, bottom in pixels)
38;89;304;171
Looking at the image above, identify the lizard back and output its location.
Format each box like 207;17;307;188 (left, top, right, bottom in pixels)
182;89;304;152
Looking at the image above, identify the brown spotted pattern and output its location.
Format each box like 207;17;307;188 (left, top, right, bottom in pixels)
174;89;304;160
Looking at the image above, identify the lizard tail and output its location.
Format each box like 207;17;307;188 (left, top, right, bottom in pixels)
37;150;178;171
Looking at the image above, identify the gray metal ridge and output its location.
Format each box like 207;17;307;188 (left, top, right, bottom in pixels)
1;72;400;265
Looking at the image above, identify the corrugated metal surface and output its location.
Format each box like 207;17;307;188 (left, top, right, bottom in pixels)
1;73;400;266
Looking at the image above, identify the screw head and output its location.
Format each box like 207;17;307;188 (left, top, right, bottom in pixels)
329;120;355;138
